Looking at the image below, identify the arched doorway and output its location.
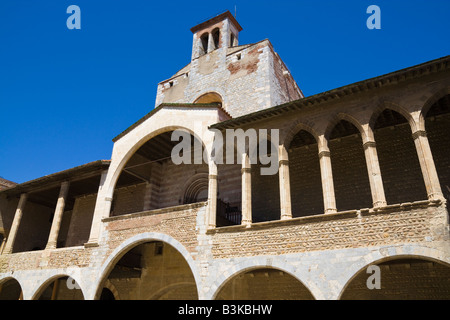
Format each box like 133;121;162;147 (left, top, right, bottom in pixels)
0;278;22;300
98;241;198;300
214;267;314;300
340;257;450;300
35;276;84;300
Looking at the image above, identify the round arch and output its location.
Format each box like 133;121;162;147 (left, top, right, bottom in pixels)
106;125;211;202
0;276;23;300
31;274;85;300
100;280;120;300
337;246;450;300
191;88;227;106
93;232;201;300
181;171;209;204
208;257;318;300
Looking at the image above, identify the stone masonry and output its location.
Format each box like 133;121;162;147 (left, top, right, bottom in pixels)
0;11;449;300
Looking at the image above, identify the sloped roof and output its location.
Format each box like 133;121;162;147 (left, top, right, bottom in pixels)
210;55;450;130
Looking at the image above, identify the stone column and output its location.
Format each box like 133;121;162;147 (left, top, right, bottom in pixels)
0;235;6;255
207;162;218;229
207;33;214;53
363;140;387;207
3;193;28;254
278;145;292;220
46;181;70;250
318;142;337;214
85;170;109;247
241;153;252;227
412;130;444;201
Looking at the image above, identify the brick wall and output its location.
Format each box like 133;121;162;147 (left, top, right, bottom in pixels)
341;258;450;300
209;202;446;259
426;113;450;197
104;203;204;254
65;194;97;247
217;163;241;209
13;201;53;252
106;242;197;300
216;268;314;300
289;143;324;217
156;40;301;118
251;163;280;222
158;161;207;208
375;123;428;204
329;134;373;211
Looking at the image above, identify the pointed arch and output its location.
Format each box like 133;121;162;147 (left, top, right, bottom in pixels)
369;101;417;133
325;114;372;211
283;120;321;151
324;113;367;143
371;106;428;204
419;87;450;131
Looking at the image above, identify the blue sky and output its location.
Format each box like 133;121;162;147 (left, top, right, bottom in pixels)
1;0;449;184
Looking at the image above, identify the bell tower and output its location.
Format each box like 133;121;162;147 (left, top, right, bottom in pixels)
190;11;243;60
155;10;303;117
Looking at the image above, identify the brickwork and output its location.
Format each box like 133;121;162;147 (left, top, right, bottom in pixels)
251;163;280;222
341;259;450;300
208;201;446;259
156;38;302;118
426;113;450;195
289;143;324;217
65;194;97;247
329;133;373;211
375;123;428;204
216;268;314;300
217;163;241;211
105;242;197;300
13;201;53;252
0;13;449;300
104;203;204;254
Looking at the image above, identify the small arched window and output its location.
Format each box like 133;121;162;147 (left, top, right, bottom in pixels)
194;92;223;104
182;173;209;204
200;33;209;55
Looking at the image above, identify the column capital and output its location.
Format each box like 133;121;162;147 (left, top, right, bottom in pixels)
363;140;377;150
318;150;331;159
412;130;427;140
